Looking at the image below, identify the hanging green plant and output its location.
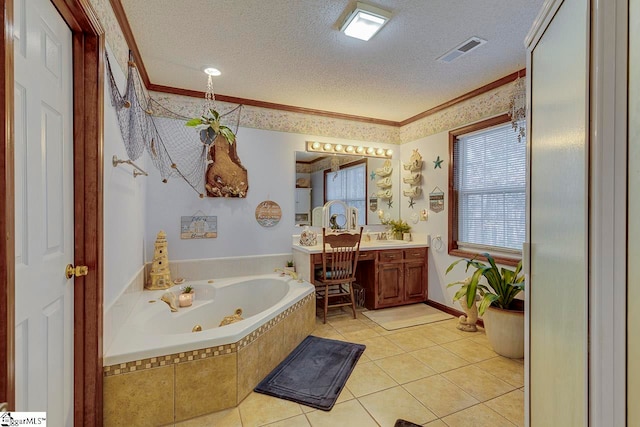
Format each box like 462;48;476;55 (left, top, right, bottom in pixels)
185;109;236;145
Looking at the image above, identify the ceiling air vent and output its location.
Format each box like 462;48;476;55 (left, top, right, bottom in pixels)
437;37;487;63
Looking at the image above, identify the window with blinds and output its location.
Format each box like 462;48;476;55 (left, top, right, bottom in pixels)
325;162;366;226
453;122;526;252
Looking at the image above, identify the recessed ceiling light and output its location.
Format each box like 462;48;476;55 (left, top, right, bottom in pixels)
340;2;391;41
202;66;221;76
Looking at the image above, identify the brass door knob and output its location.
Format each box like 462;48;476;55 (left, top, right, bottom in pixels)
66;264;89;279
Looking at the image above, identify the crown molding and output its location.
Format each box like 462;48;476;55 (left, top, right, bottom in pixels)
147;83;400;127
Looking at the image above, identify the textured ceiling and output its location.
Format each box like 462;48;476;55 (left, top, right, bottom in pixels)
120;0;544;122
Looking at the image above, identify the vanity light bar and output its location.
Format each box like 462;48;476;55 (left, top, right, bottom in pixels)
306;141;393;158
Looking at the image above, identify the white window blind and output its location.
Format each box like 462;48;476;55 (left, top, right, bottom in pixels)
454;123;526;251
325;163;366;226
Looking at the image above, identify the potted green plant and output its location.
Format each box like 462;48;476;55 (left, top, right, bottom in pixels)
384;219;411;240
185;108;236;146
178;285;195;307
284;260;295;273
446;253;525;358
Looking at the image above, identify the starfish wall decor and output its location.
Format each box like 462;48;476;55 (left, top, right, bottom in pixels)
433;156;443;169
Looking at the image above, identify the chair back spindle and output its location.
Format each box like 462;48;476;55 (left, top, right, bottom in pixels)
314;227;363;323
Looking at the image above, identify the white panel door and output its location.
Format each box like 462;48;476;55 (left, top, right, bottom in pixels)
13;0;74;425
528;0;589;425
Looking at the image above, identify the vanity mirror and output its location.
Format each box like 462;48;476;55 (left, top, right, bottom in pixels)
295;150;400;226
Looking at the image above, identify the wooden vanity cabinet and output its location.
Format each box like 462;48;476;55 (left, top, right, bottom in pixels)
403;248;428;302
368;247;428;310
404;260;427;301
377;260;403;306
305;246;428;310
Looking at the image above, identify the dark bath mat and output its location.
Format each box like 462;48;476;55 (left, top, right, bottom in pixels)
254;335;365;411
394;419;422;427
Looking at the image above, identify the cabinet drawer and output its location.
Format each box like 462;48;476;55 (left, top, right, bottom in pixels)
379;250;403;262
404;248;427;260
357;251;376;261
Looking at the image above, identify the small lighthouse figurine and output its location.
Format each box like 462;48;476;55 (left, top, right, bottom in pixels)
147;230;172;290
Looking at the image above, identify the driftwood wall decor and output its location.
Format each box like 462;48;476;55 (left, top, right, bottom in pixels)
205;134;249;198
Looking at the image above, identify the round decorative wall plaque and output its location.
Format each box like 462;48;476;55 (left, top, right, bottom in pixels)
255;200;282;227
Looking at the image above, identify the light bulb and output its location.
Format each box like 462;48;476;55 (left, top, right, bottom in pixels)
386;149;393;156
376;148;384;155
323;143;332;151
345;146;354;153
335;144;343;152
311;142;320;150
356;146;364;154
366;147;374;154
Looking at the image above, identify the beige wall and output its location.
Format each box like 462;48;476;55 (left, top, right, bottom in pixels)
628;0;640;423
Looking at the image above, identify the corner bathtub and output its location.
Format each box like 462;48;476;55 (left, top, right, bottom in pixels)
104;273;315;366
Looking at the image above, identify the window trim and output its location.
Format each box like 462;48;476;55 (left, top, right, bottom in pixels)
448;114;521;266
323;158;368;225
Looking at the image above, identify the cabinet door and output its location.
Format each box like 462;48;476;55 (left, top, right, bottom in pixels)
377;262;403;307
404;260;426;302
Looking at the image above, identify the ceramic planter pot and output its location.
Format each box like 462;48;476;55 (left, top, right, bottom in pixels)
178;292;193;307
483;304;524;358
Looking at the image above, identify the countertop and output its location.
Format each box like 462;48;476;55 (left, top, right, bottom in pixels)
292;240;429;254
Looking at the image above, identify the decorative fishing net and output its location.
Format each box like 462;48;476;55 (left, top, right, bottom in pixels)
105;52;242;196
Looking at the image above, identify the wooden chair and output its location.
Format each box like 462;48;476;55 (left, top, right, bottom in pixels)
314;227;363;324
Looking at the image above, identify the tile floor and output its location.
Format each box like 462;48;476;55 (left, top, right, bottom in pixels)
173;308;524;427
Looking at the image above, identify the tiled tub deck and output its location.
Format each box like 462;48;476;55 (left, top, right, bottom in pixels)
103;294;315;426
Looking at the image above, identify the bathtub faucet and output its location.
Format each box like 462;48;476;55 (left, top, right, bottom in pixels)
274;268;298;280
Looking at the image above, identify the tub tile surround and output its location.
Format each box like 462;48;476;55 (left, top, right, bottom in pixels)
154;253;295;283
168;312;523;427
175;353;238;420
237;321;286;402
103;295;315;425
103;364;174;427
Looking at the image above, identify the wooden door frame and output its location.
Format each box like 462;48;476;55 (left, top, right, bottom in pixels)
0;0;104;425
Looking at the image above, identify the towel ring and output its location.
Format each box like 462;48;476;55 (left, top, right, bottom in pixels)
432;235;444;251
